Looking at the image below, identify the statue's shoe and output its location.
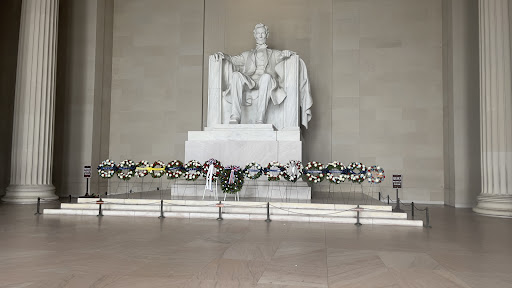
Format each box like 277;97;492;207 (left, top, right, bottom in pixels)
229;117;240;124
255;120;264;124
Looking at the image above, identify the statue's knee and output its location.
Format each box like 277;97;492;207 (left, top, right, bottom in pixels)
232;72;243;82
260;74;271;82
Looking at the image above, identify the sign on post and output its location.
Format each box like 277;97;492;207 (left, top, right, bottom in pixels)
392;174;402;188
84;166;91;178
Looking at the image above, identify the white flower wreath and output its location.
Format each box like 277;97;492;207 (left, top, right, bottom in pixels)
303;161;325;183
166;160;184;179
183;160;202;181
117;159;135;181
149;160;166;178
326;161;348;184
367;165;385;183
244;162;263;180
134;160;149;178
98;159;116;179
265;161;284;181
283;160;303;182
347;162;367;183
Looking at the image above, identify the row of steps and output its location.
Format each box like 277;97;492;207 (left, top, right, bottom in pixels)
44;198;423;227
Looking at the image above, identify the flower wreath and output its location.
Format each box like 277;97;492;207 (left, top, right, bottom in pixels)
326;161;348;184
202;158;223;179
220;165;244;194
302;161;325;183
265;161;284;181
183;160;202;181
283;160;303;182
98;159;116;179
117;159;135;181
367;165;385;184
134;160;150;178
244;162;263;180
166;160;184;179
149;160;166;178
347;162;367;183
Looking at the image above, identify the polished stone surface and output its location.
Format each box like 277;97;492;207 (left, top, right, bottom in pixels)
1;202;511;287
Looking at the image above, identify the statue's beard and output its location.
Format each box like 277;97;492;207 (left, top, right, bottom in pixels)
255;38;266;45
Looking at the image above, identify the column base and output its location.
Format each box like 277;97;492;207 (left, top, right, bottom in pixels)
473;194;512;218
2;184;58;204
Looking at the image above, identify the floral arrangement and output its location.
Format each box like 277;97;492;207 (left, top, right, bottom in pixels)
265;161;284;181
166;160;184;179
183;160;202;181
244;162;263;180
220;165;244;194
116;159;135;181
283;160;303;182
134;160;149;178
149;160;166;178
326;161;348;184
347;162;367;183
367;165;385;183
202;158;223;179
302;161;325;183
97;159;116;179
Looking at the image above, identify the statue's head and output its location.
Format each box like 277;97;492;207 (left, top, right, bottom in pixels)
253;23;269;45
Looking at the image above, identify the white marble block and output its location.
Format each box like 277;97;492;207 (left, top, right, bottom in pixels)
185;124;302;167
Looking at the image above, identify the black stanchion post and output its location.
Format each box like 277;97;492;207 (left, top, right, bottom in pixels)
265;202;271;223
425;207;432;228
97;198;104;217
392;189;404;213
378;192;381;201
354;204;362;226
216;201;223;221
85;178;89;196
34;197;42;215
158;199;165;219
411;202;415;219
387;195;390;205
69;195;72;203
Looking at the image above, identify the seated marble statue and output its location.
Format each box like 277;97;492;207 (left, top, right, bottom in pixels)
208;23;313;130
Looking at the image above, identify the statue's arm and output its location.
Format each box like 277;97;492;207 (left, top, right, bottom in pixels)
275;49;296;63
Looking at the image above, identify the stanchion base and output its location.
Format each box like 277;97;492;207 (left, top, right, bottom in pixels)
392;207;405;213
265;219;272;223
216;217;223;221
354;222;362;226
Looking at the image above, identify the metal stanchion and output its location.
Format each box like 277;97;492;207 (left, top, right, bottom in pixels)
97;198;104;217
425;207;432;228
216;201;223;221
392;189;404;213
378;192;381;201
34;197;42;215
411;202;415;219
69;195;72;203
387;195;390;205
158;199;165;219
354;204;362;226
265;202;271;223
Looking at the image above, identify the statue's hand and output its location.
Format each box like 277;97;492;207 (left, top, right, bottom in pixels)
281;50;295;59
212;52;226;62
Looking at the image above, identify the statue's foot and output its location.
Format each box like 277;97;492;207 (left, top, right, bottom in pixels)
229;117;240;124
255;120;264;124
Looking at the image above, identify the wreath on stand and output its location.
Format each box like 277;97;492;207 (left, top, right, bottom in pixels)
149;160;166;178
243;162;263;180
265;161;284;181
347;162;367;183
117;159;135;181
302;161;325;183
134;160;150;178
183;160;202;181
326;161;348;184
166;160;184;179
220;166;244;194
98;159;116;179
283;160;303;182
367;165;385;183
202;158;223;179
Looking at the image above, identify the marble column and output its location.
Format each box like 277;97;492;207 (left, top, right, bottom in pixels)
3;0;59;203
473;0;512;217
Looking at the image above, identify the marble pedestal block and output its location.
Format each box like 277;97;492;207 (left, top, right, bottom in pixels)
185;124;302;166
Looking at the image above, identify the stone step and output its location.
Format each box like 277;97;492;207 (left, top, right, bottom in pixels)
58;203;406;219
43;208;423;227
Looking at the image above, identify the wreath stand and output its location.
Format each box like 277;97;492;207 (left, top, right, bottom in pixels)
223;190;240;201
202;179;219;201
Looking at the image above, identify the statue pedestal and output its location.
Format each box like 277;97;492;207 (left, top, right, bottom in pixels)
185;124;302;166
184;124;310;200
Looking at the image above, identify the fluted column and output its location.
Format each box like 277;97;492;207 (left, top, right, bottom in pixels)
474;0;512;217
3;0;59;203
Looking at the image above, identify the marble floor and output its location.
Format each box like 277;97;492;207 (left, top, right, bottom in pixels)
0;201;511;288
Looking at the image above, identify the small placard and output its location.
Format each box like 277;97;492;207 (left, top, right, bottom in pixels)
84;166;92;178
392;174;402;188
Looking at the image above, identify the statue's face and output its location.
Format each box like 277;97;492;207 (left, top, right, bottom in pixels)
253;27;268;44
